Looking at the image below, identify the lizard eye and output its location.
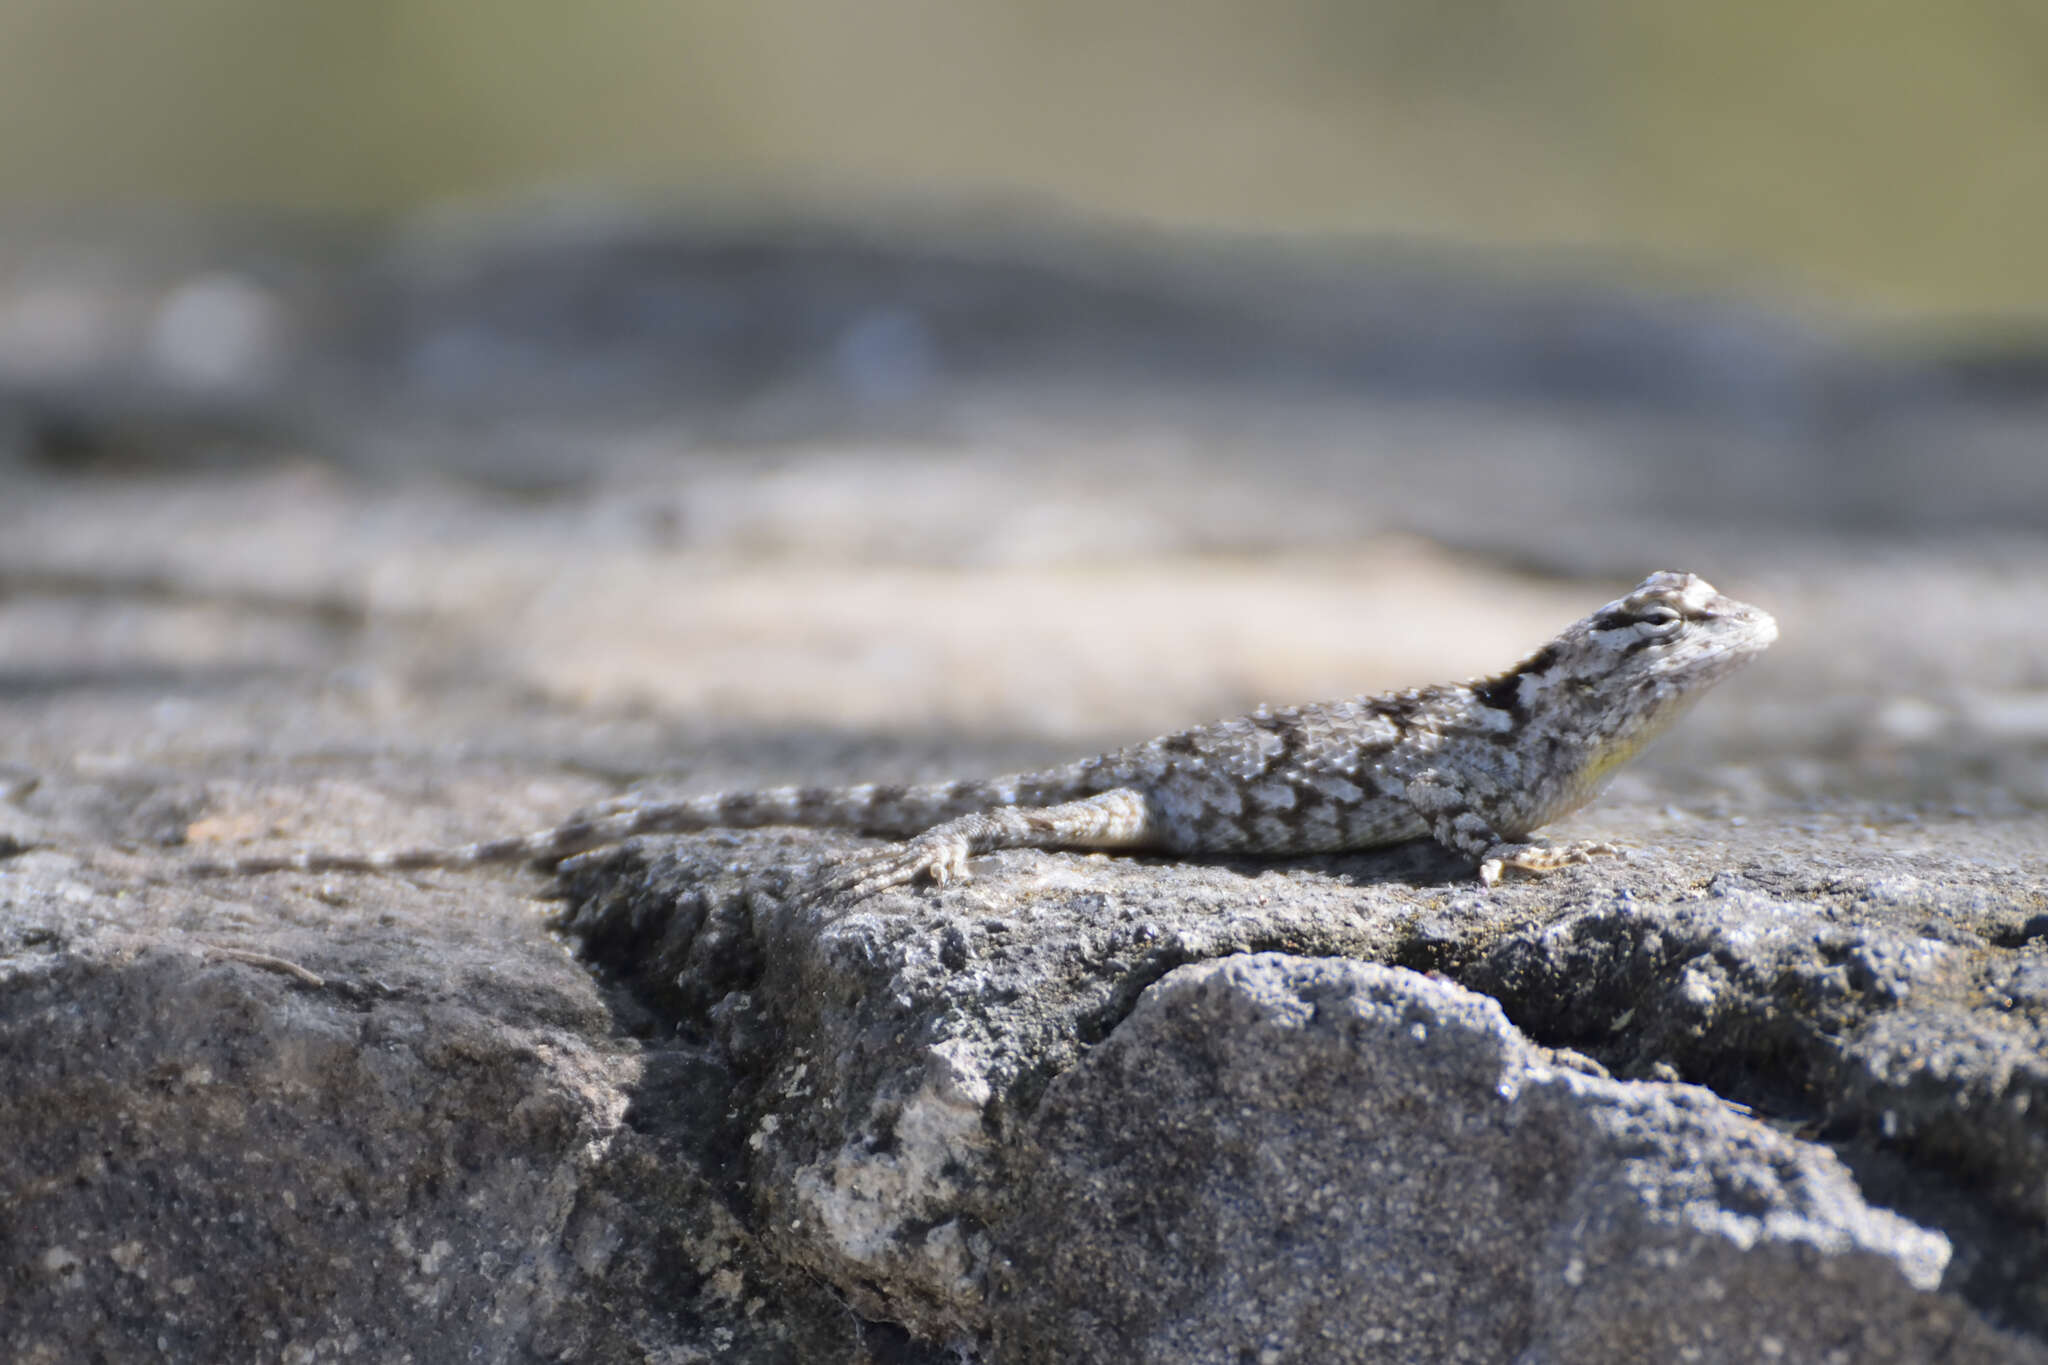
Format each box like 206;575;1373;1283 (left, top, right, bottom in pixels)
1637;606;1682;632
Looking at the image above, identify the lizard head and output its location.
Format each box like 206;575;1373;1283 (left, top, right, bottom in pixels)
1479;571;1778;749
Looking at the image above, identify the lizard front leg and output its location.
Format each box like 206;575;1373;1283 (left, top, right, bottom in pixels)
819;787;1156;898
1402;770;1616;887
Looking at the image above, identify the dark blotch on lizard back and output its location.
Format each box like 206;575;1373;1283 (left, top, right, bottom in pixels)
1471;643;1560;717
1373;690;1436;727
1252;711;1315;772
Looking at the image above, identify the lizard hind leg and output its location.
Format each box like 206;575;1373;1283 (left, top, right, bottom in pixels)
814;787;1156;900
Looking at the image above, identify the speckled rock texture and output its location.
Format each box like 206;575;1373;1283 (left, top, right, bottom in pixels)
547;822;2048;1364
10;804;2047;1362
1006;954;1960;1364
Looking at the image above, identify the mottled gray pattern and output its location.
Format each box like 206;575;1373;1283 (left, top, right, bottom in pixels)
187;572;1775;891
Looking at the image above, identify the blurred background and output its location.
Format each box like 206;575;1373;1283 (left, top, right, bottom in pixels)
2;0;2045;833
5;1;2048;315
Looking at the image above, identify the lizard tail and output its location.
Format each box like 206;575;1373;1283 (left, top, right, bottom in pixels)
180;773;1065;876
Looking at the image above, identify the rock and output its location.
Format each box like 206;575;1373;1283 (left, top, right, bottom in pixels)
10;789;2047;1361
555;832;1418;1346
0;843;913;1365
1001;954;1979;1365
544;826;2048;1362
1460;865;2048;1331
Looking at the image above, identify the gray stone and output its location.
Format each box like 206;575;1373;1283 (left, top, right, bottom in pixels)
998;953;1984;1364
549;825;2048;1363
0;843;915;1365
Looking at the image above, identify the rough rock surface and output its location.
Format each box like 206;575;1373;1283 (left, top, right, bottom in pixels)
0;840;906;1364
12;794;2047;1361
1008;955;1959;1364
547;822;2048;1364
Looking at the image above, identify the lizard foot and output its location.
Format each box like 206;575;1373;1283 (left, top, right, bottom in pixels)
1476;839;1621;888
813;832;975;899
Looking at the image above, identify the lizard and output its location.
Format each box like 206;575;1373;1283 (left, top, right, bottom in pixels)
183;571;1775;893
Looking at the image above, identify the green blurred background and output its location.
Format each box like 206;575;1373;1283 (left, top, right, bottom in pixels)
2;0;2043;318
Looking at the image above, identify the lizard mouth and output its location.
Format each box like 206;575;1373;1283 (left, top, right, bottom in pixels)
1709;596;1778;659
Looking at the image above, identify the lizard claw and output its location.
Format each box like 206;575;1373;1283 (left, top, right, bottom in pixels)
813;833;974;900
1478;839;1622;887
